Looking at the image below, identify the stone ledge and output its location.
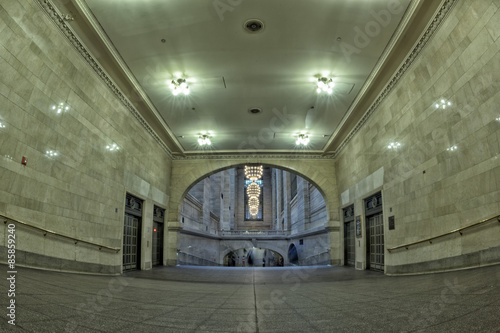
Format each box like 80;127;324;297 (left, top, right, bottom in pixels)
386;246;500;275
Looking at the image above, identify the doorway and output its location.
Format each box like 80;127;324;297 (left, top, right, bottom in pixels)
365;192;384;272
123;194;142;271
343;205;355;267
152;206;165;266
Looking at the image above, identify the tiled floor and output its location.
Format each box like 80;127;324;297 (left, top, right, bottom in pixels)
1;264;499;332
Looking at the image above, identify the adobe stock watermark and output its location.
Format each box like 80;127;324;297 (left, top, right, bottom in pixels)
336;0;404;63
404;277;467;330
65;276;129;332
236;237;330;332
237;106;296;151
213;0;246;22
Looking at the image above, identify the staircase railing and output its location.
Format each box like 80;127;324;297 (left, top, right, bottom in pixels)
387;213;500;252
1;213;120;252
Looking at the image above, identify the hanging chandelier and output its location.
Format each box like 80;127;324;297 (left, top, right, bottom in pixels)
247;182;261;198
245;165;263;181
249;206;259;217
248;197;259;208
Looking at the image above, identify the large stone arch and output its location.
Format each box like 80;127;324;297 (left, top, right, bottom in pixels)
219;240;288;265
165;157;340;265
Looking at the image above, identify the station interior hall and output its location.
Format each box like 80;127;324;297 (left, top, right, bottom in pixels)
1;0;499;332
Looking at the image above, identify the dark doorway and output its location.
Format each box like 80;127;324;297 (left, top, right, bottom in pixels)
152;206;165;266
343;205;355;267
288;244;298;265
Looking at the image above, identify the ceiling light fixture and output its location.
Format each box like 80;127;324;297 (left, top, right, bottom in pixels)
388;142;401;149
295;133;310;146
435;99;452;109
52;103;70;114
447;145;458;151
106;143;119;151
169;77;190;96
0;122;5;128
245;165;263;218
46;150;58;157
244;165;263;181
247;182;261;198
197;133;212;146
316;77;335;94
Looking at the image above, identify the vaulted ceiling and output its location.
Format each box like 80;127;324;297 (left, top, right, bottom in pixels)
51;0;442;157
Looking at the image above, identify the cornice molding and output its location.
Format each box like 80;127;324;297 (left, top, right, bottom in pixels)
332;0;458;158
35;0;174;159
172;153;334;160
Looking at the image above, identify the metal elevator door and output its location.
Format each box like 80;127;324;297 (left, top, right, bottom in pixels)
344;221;355;267
152;222;163;266
123;214;140;270
367;213;384;271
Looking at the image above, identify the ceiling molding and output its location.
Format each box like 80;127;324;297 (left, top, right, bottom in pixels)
35;0;174;159
73;0;183;152
172;153;334;160
326;0;422;150
332;0;458;158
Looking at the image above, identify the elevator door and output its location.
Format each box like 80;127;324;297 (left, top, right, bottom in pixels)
344;221;355;267
367;213;384;271
152;222;163;266
123;214;140;270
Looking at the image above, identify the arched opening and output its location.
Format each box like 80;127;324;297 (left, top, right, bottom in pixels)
288;244;299;265
223;248;284;267
171;161;336;267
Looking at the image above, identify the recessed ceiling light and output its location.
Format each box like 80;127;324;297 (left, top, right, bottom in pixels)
244;19;265;33
248;108;262;114
388;142;401;149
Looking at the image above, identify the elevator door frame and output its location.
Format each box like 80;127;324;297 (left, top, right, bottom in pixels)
364;192;384;272
366;213;384;271
152;205;165;267
123;194;143;271
343;205;355;267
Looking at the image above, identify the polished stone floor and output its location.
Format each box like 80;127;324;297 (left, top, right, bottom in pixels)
1;263;499;332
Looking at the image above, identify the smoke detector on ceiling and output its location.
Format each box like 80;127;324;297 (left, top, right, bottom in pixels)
244;19;265;33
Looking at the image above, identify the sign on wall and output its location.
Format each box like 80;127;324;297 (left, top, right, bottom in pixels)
355;215;362;238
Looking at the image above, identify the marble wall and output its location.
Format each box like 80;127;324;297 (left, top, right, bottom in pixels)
335;0;500;274
0;1;172;273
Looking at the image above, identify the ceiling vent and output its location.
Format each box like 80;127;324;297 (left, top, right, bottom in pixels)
244;19;264;33
248;107;262;114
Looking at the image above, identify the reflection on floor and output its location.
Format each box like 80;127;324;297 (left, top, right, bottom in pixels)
1;264;499;332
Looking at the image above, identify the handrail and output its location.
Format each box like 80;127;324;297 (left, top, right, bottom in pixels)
1;213;120;252
387;213;500;252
